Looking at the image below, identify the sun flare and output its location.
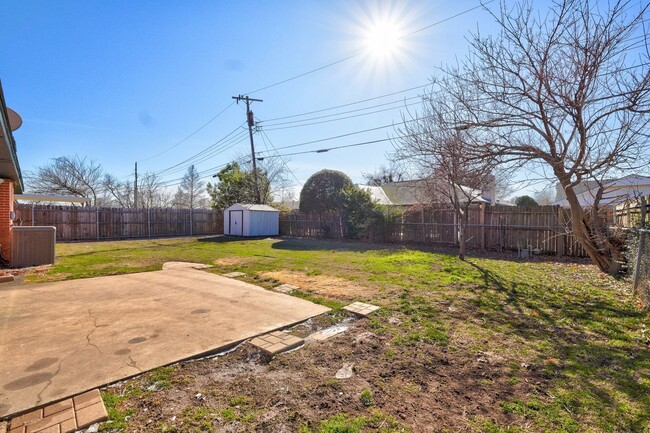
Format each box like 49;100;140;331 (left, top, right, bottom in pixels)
364;19;403;59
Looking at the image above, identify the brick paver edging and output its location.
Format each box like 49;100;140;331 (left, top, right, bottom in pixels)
9;389;107;433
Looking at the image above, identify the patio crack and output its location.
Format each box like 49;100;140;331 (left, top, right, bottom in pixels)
127;354;142;373
86;309;105;354
36;352;70;404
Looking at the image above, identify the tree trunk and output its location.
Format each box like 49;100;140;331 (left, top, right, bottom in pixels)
458;215;466;261
563;182;621;274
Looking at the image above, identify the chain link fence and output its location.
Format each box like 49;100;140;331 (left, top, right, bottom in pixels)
630;229;650;308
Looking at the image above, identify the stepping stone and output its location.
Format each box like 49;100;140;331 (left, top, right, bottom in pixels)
0;275;14;283
222;272;247;278
8;389;107;433
162;262;212;270
272;284;298;294
249;331;304;356
343;301;380;317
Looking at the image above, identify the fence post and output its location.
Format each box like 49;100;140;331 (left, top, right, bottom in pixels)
31;203;35;226
190;208;193;236
478;203;485;250
96;207;100;240
148;207;152;238
633;230;646;294
557;206;565;256
421;207;426;243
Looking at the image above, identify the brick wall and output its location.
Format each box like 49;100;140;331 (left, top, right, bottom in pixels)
0;179;15;261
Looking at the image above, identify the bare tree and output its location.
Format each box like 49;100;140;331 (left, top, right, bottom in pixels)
436;0;650;273
362;163;406;186
235;152;293;203
139;172;172;208
395;91;497;260
103;171;170;208
103;174;134;208
174;165;205;209
27;155;104;205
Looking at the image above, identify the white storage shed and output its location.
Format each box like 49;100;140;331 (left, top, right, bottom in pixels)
224;204;280;237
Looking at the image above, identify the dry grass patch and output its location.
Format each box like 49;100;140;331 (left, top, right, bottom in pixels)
213;256;256;267
259;270;380;301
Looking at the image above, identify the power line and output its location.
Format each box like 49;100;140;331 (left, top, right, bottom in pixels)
259;137;395;159
262;83;430;122
157;132;249;183
262;101;422;131
261;95;421;128
256;121;399;155
152;123;246;176
139;101;235;163
259;128;303;187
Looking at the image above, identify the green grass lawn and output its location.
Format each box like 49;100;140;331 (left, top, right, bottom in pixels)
28;236;650;432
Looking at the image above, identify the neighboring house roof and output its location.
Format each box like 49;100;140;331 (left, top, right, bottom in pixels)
278;200;300;210
493;198;516;206
0;81;23;192
380;180;430;206
227;203;279;212
552;174;650;208
359;179;492;206
356;185;392;205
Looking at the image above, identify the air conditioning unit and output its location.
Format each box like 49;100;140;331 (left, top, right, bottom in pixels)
10;226;56;268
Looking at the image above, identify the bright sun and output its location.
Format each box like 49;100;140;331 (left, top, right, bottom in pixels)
363;19;403;59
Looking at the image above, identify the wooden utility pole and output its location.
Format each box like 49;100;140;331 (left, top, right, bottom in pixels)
134;162;138;208
232;94;263;204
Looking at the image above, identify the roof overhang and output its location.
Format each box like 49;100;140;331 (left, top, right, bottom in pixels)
0;80;23;193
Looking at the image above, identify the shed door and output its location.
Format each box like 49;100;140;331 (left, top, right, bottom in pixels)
229;210;243;236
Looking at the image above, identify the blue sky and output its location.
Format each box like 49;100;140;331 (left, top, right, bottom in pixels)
4;1;526;195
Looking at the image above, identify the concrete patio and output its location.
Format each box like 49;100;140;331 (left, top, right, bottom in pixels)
0;265;329;418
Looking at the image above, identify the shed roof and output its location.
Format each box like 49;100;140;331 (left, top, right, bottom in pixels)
228;203;279;212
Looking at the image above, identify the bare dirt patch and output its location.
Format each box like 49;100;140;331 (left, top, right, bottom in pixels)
213;256;256;267
259;270;380;301
106;319;547;432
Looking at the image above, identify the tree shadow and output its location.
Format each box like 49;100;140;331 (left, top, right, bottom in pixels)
197;235;278;244
270;237;406;253
465;260;650;430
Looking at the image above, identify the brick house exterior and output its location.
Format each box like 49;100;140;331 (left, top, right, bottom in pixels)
0;180;15;260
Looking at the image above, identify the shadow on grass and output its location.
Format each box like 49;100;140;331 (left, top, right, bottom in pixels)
466;260;650;431
271;237;594;267
270;237;404;253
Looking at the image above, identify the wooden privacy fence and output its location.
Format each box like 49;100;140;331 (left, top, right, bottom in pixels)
14;204;224;241
280;205;588;257
614;194;649;227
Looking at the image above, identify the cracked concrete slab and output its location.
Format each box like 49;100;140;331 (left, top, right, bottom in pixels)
0;267;329;419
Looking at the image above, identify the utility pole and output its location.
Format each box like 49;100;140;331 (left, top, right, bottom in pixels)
232;94;263;204
134;162;138;209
